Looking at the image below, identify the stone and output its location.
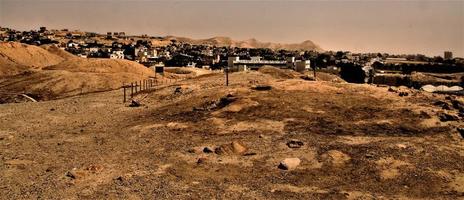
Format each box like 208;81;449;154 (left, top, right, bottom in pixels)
197;157;208;164
203;147;214;153
188;147;203;154
278;158;301;170
398;92;409;97
457;128;464;139
252;85;272;91
65;171;76;179
434;101;451;110
388;87;398;93
286;139;304;148
438;113;459;122
129;100;141;107
215;141;247;155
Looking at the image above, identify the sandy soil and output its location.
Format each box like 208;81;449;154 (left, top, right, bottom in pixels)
0;70;463;199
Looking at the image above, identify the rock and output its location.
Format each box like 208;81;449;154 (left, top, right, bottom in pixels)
286;139;304;148
457;128;464;138
174;87;182;94
434;101;451;110
203;147;214;153
129;100;141;107
388;86;398;93
398;92;409;97
321;150;351;167
65;171;76;179
300;75;315;81
188;147;203;154
278;158;301;170
197;157;208;164
252;85;272;91
215;141;247;155
438;113;459;122
451;100;464;111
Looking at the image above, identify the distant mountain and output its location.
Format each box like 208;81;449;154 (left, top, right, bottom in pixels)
160;36;323;51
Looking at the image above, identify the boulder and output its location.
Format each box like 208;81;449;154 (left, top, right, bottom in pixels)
278;158;301;170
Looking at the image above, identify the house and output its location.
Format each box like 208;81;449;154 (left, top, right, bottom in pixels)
110;50;124;59
294;60;311;72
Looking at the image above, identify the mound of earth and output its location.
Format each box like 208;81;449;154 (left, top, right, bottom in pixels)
44;58;155;75
41;44;76;60
0;69;152;101
258;66;300;79
0;42;65;77
0;43;157;102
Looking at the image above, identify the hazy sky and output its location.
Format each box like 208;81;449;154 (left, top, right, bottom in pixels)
1;0;463;57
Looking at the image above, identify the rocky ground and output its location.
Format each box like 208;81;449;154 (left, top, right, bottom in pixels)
0;70;463;199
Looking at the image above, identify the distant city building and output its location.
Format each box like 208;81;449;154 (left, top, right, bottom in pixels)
444;51;453;60
110;50;124;59
227;56;305;71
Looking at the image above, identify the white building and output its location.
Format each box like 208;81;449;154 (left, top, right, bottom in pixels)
110;50;124;59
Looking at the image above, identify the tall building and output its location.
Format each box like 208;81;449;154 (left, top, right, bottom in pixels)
444;51;453;60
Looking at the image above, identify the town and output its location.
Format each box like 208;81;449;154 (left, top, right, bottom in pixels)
1;26;462;89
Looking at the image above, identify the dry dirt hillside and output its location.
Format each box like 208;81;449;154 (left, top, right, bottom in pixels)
0;69;462;199
0;42;65;77
160;36;324;51
0;42;156;102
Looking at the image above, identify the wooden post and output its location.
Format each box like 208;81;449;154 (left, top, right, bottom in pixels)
131;82;134;98
225;67;229;86
123;85;126;103
313;65;317;80
139;80;142;91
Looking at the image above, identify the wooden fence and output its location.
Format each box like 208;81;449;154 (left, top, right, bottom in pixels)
122;77;181;103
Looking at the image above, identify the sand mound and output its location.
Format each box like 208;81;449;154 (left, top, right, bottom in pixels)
258;66;299;79
44;58;155;75
0;69;150;101
0;43;156;101
0;42;64;77
41;45;76;60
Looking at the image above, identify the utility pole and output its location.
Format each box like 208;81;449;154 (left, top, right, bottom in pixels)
225;67;229;86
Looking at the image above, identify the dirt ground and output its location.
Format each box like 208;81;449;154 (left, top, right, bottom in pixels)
0;70;463;199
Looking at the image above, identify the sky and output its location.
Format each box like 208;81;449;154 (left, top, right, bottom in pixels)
0;0;463;57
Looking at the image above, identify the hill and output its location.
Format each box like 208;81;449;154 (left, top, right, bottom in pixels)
0;42;156;101
0;42;65;77
159;36;323;51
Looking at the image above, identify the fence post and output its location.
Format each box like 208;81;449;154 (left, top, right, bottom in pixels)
131;82;134;98
139;80;142;91
123;85;126;103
